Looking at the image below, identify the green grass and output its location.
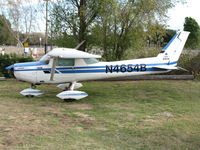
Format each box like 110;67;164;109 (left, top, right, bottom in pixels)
0;80;200;150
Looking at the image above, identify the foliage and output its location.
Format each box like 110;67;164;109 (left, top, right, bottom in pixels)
167;52;200;76
0;15;16;45
184;17;200;49
50;0;180;60
49;32;77;48
25;33;45;46
146;22;167;48
130;47;160;59
50;0;105;51
0;54;33;77
162;29;176;46
188;53;200;76
90;0;175;61
1;0;40;47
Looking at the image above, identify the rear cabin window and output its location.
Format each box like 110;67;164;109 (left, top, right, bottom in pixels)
56;58;74;66
84;58;99;64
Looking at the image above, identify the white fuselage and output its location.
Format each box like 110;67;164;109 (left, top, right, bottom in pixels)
13;56;174;84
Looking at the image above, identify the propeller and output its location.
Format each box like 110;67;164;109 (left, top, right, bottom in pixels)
75;40;85;50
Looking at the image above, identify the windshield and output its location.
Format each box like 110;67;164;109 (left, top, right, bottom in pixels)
39;54;50;64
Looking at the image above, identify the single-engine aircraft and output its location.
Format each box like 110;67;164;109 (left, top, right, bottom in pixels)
6;31;190;101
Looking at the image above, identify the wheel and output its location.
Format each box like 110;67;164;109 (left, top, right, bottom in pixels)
63;99;76;102
25;95;34;98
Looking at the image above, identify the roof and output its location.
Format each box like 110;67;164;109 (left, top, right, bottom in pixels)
47;48;101;59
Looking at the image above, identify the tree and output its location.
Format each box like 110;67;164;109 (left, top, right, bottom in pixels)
50;0;184;60
163;29;176;45
0;15;16;45
146;22;167;48
184;17;200;49
50;0;104;51
90;0;178;60
1;0;40;47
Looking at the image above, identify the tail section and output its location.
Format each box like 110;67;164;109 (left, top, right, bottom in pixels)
157;31;190;63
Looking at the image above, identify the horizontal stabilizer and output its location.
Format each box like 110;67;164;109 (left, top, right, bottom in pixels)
153;66;188;71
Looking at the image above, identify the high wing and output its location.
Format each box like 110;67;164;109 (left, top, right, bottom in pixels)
47;48;101;59
47;48;101;80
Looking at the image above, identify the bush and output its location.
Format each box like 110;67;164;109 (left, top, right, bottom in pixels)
168;53;200;76
0;54;33;78
188;53;200;76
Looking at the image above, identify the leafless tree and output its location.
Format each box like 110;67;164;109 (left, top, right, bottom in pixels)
0;0;42;47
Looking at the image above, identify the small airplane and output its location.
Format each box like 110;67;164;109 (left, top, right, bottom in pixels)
6;31;190;101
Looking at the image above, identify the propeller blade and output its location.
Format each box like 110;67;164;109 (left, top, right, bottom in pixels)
75;40;85;50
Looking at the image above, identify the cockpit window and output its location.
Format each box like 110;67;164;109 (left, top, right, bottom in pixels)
44;59;50;64
39;54;50;64
84;58;99;64
56;58;74;66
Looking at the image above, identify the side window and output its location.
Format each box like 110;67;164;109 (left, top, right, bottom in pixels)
56;58;74;66
84;58;99;64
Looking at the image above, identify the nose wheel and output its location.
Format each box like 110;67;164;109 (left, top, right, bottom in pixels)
20;84;44;97
31;84;37;89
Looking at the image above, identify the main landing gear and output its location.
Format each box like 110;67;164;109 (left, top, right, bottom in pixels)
56;81;88;101
20;82;88;101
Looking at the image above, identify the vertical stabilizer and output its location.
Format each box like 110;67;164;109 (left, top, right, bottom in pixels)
157;31;190;63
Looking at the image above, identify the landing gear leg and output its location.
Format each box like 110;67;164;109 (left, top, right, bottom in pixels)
31;84;36;89
56;81;88;102
63;81;77;102
56;81;88;101
68;81;77;91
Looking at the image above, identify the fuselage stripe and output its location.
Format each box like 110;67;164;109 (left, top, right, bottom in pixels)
14;61;177;72
14;68;169;73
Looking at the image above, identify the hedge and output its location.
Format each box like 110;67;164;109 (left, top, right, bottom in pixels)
0;54;33;77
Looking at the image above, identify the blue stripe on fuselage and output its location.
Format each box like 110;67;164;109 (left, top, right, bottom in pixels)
61;68;169;73
14;61;177;72
14;67;170;73
14;61;47;68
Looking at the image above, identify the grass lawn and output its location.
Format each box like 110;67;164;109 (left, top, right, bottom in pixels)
0;80;200;150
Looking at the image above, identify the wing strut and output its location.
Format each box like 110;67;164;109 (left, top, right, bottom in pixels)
50;57;57;81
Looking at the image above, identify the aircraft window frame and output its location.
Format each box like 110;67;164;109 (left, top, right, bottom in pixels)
39;54;50;64
56;58;75;66
84;58;99;64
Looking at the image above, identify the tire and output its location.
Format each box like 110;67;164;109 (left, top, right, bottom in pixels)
63;99;76;102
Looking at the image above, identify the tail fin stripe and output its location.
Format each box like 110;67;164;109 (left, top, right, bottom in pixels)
162;33;178;51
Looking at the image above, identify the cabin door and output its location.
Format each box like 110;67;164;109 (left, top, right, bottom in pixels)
53;58;76;82
36;58;75;83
